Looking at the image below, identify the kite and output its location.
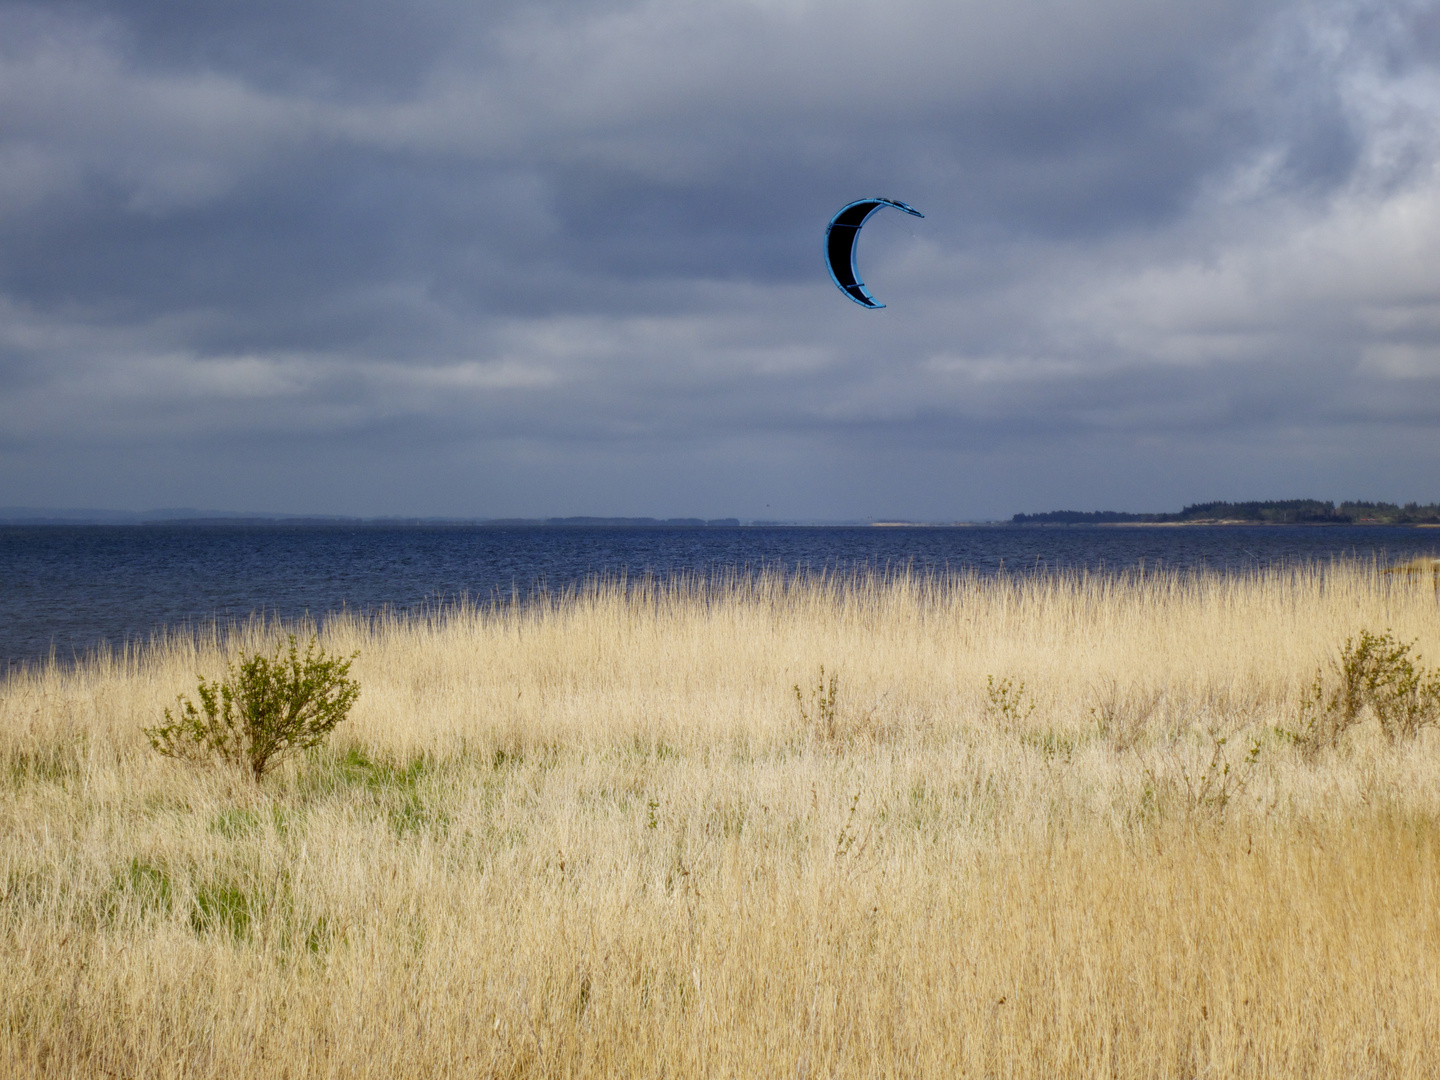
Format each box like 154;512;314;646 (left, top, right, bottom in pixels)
824;198;924;309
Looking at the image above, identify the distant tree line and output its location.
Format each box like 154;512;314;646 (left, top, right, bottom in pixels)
1012;500;1440;525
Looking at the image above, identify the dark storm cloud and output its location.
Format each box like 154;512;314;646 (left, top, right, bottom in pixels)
1;0;1438;519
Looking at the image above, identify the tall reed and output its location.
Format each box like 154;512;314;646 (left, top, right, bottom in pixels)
3;562;1438;1077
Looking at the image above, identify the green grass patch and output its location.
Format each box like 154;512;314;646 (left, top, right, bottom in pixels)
298;745;449;838
4;743;83;787
190;879;253;940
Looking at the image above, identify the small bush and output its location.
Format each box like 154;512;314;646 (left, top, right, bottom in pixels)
794;666;840;742
1177;731;1262;819
146;635;360;782
1090;680;1163;752
985;675;1035;728
1285;629;1440;756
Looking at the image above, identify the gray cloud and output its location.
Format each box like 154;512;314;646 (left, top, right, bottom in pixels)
1;0;1438;518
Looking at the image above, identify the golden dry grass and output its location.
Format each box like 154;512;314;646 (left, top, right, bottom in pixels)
4;563;1440;1078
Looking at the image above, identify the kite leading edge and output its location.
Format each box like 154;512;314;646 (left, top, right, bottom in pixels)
824;198;924;309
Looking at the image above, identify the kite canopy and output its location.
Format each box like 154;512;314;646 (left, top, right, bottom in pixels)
824;198;924;309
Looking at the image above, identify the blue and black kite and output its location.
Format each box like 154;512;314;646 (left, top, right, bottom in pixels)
824;198;924;309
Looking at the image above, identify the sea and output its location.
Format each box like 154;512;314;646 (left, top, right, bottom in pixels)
3;523;1438;669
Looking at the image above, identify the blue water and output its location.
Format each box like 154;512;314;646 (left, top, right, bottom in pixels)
3;523;1438;668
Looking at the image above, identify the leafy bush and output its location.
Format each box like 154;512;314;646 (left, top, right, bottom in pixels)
146;635;360;781
985;675;1035;728
1286;629;1440;756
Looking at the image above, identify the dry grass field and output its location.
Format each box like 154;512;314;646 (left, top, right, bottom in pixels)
4;563;1440;1078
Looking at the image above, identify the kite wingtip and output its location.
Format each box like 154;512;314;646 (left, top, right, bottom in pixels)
882;198;924;219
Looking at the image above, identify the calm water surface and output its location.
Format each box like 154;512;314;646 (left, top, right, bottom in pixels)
3;523;1438;668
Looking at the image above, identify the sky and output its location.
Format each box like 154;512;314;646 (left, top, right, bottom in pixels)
1;0;1439;521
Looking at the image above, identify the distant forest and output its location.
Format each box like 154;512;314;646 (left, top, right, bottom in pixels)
1012;500;1440;525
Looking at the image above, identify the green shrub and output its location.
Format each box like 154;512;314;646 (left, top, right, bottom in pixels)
1285;629;1440;756
985;675;1035;728
146;635;360;781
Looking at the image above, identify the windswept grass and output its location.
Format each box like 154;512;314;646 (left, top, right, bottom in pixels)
2;563;1439;1077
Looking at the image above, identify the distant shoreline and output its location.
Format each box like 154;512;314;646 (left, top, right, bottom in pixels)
4;499;1440;530
1013;520;1440;528
1011;500;1440;527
